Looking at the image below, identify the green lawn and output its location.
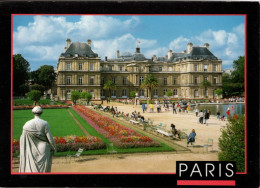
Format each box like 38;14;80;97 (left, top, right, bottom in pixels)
12;108;85;139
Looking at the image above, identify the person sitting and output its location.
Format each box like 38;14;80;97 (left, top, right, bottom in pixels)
186;129;196;147
170;124;181;139
140;116;145;122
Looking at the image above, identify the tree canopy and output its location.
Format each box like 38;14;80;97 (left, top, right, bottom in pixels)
140;74;159;100
103;80;116;98
13;54;30;96
27;90;42;105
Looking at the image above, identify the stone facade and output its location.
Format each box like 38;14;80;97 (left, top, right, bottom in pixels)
56;39;222;100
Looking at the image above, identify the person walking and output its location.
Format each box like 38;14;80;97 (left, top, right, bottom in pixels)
204;109;210;125
198;110;204;124
142;103;146;113
150;103;154;113
217;111;221;120
195;108;199;117
172;104;177;114
186;129;196;147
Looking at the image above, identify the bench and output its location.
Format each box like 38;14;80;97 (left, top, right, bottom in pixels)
129;120;139;125
156;129;173;137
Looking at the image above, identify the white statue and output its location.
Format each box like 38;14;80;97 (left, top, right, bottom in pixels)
19;106;56;173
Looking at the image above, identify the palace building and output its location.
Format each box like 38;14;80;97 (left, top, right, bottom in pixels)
56;39;222;100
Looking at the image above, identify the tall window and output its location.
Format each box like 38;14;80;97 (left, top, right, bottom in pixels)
205;89;208;97
109;65;113;71
90;63;94;71
194;89;198;97
204;64;208;71
213;77;217;84
163;89;168;96
204;76;208;81
100;66;103;71
90;90;94;98
90;76;94;85
194;77;198;84
101;89;105;97
136;67;139;72
173;89;177;95
78;76;83;85
122;89;127;96
154;89;158;96
78;63;82;70
194;65;198;71
213;65;217;72
66;63;71;70
123;77;127;85
112;77;116;84
66;90;71;99
101;77;105;85
78;90;82;93
119;66;123;71
140;89;144;96
66;76;71;85
111;90;116;97
139;76;144;85
164;77;167;85
173;77;177;85
159;67;162;71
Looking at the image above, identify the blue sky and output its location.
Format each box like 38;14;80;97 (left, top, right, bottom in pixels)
13;15;245;71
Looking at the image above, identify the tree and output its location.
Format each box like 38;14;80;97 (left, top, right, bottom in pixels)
140;74;159;101
231;56;244;96
31;65;56;93
30;84;45;95
13;54;30;96
27;90;42;106
166;91;173;98
84;93;92;102
80;92;88;99
214;89;223;99
71;91;81;103
200;80;211;97
130;91;136;98
103;80;116;98
218;115;245;172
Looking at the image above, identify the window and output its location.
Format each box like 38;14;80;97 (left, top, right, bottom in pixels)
123;77;127;85
78;76;83;85
204;76;208;81
100;66;103;71
112;77;116;84
140;89;144;96
66;76;71;85
194;65;198;71
194;77;198;84
136;67;139;72
90;76;94;85
90;63;94;71
154;89;158;96
159;67;162;71
66;90;71;99
205;89;208;96
79;63;82;70
101;77;105;85
101;89;105;97
204;64;208;71
213;77;217;84
111;90;116;97
90;90;95;98
213;65;217;72
66;63;71;70
119;66;123;71
122;89;127;96
194;89;198;97
78;90;82;93
173;89;178;95
109;65;113;71
164;77;167;85
173;77;177;85
139;76;144;85
163;89;168;96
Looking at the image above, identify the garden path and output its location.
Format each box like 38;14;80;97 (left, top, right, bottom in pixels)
67;109;91;136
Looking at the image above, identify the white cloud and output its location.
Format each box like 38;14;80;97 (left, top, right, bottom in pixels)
212;30;227;46
232;23;245;36
169;36;190;52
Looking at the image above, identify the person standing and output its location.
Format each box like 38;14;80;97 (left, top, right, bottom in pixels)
19;106;56;173
217;111;221;120
150;103;154;113
195;108;199;117
204;109;210;125
142;103;146;113
199;110;204;124
172;104;177;114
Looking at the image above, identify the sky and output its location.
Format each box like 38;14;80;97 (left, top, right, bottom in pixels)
13;15;245;71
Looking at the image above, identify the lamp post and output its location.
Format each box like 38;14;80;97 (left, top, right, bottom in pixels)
135;92;139;105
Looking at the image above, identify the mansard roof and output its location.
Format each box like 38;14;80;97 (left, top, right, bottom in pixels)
60;42;98;58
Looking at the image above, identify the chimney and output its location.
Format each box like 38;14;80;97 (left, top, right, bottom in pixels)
136;47;140;53
105;56;107;61
187;42;193;54
204;43;210;50
87;39;92;48
65;38;71;50
168;50;173;60
183;50;187;53
152;55;157;61
117;50;120;58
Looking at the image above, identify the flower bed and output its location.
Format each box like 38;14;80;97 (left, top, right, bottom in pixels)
13;105;68;110
12;136;105;153
73;105;160;148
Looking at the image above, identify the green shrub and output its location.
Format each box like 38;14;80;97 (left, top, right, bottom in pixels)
130;91;136;98
218;115;245;172
71;91;81;102
27;90;42;105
